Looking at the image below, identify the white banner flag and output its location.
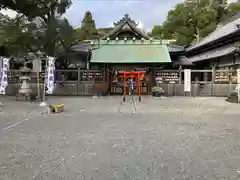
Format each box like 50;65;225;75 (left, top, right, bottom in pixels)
184;69;191;92
237;69;240;103
0;57;9;95
45;56;55;94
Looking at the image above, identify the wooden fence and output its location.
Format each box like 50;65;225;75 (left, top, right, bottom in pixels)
6;69;105;96
155;69;237;97
5;69;238;96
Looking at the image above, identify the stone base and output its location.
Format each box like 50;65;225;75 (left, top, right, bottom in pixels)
16;93;29;101
184;91;191;96
152;92;164;97
226;91;239;103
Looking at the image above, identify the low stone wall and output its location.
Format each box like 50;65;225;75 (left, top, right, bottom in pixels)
5;82;237;97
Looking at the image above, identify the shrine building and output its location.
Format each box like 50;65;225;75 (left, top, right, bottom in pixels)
70;14;189;71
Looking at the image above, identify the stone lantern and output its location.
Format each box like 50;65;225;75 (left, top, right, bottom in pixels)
155;76;162;86
18;64;32;96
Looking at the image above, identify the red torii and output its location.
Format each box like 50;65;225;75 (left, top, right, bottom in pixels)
118;71;143;102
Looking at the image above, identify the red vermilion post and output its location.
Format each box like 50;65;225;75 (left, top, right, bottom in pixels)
123;73;126;99
119;71;142;102
137;72;141;101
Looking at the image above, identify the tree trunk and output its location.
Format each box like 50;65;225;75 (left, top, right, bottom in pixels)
45;12;56;56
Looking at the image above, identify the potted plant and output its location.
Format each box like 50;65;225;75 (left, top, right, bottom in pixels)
152;86;164;97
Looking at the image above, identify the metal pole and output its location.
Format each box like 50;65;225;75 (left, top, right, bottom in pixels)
39;58;47;106
42;78;46;102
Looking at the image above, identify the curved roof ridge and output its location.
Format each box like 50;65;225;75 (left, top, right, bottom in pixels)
101;15;150;40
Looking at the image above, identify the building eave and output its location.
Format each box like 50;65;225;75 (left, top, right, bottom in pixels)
186;43;239;63
187;17;240;52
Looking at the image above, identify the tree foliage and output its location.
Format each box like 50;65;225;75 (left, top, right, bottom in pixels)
225;2;240;19
55;18;80;55
0;0;71;20
151;25;163;39
0;13;40;56
153;0;238;47
0;0;72;56
75;11;98;40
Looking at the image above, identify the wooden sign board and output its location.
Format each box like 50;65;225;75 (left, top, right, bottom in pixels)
156;71;179;84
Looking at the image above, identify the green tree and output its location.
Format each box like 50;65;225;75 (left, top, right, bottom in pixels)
76;11;98;40
0;13;40;56
0;0;71;20
225;2;240;18
156;0;229;46
151;25;163;39
55;18;80;55
1;0;72;56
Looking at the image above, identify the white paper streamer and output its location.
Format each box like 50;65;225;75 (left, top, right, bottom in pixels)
0;57;9;95
45;56;55;94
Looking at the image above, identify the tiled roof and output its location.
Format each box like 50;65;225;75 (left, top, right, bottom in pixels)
101;14;150;40
187;43;238;62
187;17;240;51
70;43;91;52
173;56;193;65
167;44;184;52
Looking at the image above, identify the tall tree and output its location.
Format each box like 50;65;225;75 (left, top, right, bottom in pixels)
157;0;229;47
1;0;72;56
77;11;98;40
55;18;80;55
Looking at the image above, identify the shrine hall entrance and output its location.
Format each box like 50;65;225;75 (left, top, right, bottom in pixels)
107;67;153;95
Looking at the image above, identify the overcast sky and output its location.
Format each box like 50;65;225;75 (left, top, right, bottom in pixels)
1;0;238;29
64;0;182;29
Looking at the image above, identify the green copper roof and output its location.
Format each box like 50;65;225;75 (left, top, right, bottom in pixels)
90;44;171;63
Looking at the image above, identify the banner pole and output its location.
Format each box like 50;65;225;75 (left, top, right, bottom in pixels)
40;57;48;107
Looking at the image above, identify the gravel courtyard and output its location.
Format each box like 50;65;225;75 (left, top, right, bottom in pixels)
1;96;240;180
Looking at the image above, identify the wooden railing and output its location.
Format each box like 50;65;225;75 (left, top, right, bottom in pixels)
7;69;105;83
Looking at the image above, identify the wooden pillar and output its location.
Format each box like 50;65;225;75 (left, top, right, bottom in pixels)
211;63;216;82
204;69;208;82
229;66;232;94
152;66;156;86
77;67;81;95
211;63;216;96
103;64;106;82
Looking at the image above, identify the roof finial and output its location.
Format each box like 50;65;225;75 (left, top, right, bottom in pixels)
124;14;130;21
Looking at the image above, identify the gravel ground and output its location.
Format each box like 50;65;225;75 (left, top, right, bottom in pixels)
1;96;240;180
